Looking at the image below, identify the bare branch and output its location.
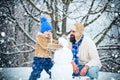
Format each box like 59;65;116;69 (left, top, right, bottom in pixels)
26;0;51;15
95;16;118;46
9;38;21;52
15;19;36;43
98;44;120;50
84;0;96;23
1;43;35;55
85;0;111;26
93;0;103;12
6;15;36;44
100;56;120;65
20;0;39;22
93;28;106;40
11;43;35;50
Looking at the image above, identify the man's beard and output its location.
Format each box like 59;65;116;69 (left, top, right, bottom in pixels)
70;34;76;44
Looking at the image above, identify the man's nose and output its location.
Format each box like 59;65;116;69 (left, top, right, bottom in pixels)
70;32;74;35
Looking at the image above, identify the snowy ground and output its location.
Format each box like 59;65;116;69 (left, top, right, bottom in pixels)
0;67;120;80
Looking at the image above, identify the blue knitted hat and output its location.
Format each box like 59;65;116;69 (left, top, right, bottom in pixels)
40;17;53;33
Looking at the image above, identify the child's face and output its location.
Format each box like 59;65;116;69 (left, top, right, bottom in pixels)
43;30;52;38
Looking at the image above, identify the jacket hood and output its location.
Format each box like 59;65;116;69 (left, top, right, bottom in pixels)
73;23;84;42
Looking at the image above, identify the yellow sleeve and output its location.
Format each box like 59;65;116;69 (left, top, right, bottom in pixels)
48;38;63;50
37;34;62;50
52;39;59;44
36;34;48;50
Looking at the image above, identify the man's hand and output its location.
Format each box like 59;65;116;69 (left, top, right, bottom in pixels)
71;61;79;74
80;65;89;76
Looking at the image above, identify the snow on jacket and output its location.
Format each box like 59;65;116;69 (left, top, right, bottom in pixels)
34;32;62;58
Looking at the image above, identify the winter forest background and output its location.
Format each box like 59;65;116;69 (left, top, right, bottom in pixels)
0;0;120;76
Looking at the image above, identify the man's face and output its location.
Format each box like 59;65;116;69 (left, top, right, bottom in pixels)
70;26;76;44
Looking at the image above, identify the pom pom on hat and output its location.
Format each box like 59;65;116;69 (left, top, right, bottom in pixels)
40;17;53;33
40;17;47;23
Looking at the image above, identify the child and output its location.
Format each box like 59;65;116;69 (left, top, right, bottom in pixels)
29;17;62;80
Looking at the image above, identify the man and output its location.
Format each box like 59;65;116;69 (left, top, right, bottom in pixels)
70;23;102;80
29;17;62;80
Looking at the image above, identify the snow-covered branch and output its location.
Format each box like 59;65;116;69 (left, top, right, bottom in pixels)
1;43;35;55
85;0;110;26
19;61;32;66
15;19;36;43
20;0;39;22
27;0;51;15
95;16;118;46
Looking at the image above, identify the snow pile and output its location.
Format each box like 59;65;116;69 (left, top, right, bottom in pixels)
0;67;120;80
51;37;73;80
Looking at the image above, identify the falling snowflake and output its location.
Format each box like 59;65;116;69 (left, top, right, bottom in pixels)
118;70;120;73
6;51;9;54
98;12;102;15
9;21;12;25
111;4;115;8
5;20;8;23
24;12;27;16
1;64;4;67
112;67;114;70
8;61;12;64
1;39;5;43
114;13;118;17
1;32;6;37
112;53;115;57
13;57;16;59
0;12;2;16
114;54;118;58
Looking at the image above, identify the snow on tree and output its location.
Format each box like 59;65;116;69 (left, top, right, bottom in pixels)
0;0;120;74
